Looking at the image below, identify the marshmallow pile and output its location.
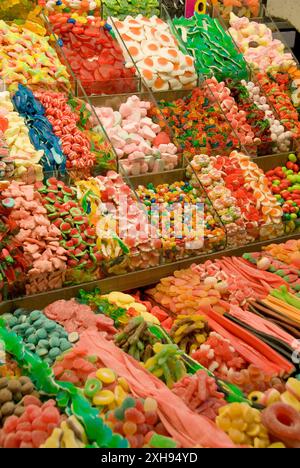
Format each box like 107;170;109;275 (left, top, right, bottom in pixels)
229;13;296;73
93;95;179;175
241;80;292;153
112;15;197;91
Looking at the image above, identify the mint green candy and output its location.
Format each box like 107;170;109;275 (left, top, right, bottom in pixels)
36;329;47;339
38;339;49;349
49;347;61;359
59;339;72;352
27;334;38;345
45;321;56;331
49;337;60;348
29;310;41;322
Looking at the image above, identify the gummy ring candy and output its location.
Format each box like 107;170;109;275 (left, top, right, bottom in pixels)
262;403;300;447
84;378;102;398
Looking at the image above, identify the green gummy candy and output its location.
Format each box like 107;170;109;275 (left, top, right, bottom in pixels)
2;313;13;322
14;309;24;317
27;334;38;345
29;310;41;322
36;348;48;357
45;321;56;331
8;317;18;328
38;339;49;349
25;327;36;337
114;407;125;421
36;329;47;339
276;270;285;277
59;340;72;352
49;347;61;359
49;337;60;348
121;397;135;411
34;319;45;329
149;433;177;448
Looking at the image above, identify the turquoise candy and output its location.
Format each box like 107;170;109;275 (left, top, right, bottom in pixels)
45;320;56;331
27;334;38;345
36;329;47;339
59;339;72;352
49;336;60;348
49;347;61;359
29;310;41;322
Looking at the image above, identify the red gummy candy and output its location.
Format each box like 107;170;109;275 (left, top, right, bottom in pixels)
20;441;34;448
145;411;158;426
32;430;49;448
17;422;32;432
125;408;145;425
3;416;18;433
41;407;60;424
3;433;19;448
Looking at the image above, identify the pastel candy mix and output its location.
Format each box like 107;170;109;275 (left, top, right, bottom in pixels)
94;96;179;175
0;130;14;180
155;87;240;159
0;91;43;183
172;14;248;82
242;80;292;153
204;77;258;152
187;153;251;247
112;15;197;91
210;0;261;19
136;180;225;261
229;13;296;74
257;73;300;139
0;21;69;92
1;181;68;294
49;13;137;96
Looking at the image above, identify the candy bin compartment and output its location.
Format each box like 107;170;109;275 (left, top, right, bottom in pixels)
102;0;161;20
109;12;198;93
73;171;162;277
88;88;184;175
187;150;289;250
226;5;300;76
152;83;246;160
126;163;227;264
43;9;141;97
167;7;250;83
208;0;263;22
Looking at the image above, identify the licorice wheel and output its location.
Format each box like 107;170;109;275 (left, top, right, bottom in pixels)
262;402;300;447
84;378;102;398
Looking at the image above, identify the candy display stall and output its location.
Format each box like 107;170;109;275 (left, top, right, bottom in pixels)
2;0;300;451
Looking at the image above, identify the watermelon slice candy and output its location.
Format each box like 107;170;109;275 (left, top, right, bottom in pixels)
70;207;83;217
47;185;59;194
46;177;58;187
73;216;85;225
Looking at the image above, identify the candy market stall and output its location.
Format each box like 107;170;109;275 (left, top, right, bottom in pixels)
2;0;300;450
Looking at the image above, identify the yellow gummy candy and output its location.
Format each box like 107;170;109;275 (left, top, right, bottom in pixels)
114;384;128;406
93;390;115;406
96;368;116;384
